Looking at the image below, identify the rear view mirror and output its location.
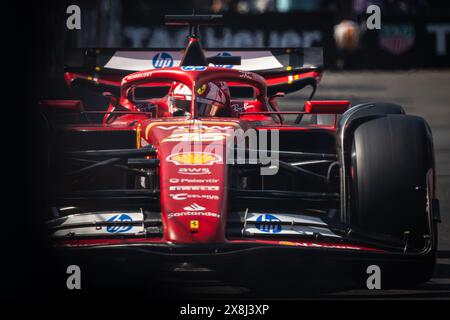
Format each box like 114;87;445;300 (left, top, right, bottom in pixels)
103;91;116;99
304;100;350;114
269;92;285;100
102;91;118;105
269;92;285;109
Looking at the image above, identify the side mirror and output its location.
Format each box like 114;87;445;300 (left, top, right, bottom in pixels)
103;91;116;99
269;92;285;112
304;100;350;114
269;92;285;101
102;91;118;106
268;92;285;123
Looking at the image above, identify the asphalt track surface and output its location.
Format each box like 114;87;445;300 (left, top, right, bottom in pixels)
179;70;450;300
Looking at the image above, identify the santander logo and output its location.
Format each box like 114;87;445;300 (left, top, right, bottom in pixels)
183;203;206;211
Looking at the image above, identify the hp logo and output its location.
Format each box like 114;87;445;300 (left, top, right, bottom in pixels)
152;52;173;68
255;214;282;233
106;214;133;233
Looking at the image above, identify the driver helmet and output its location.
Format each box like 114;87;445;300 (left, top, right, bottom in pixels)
169;81;230;117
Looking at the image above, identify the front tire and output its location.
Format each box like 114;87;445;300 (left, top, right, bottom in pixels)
350;114;436;285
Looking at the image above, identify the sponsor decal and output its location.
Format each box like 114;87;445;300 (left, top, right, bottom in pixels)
169;178;219;184
246;213;339;238
214;52;233;69
166;152;222;166
239;71;254;79
183;203;206;211
168;211;220;219
197;83;207;95
169;185;220;191
255;214;282;234
123;71;152;83
178;167;211;175
170;193;219;200
278;241;363;250
106;214;133;233
231;102;254;114
152;52;173;68
379;24;415;56
162;131;229;142
243;102;254;110
157;125;234;131
246;212;327;226
49;211;145;238
181;66;207;71
189;220;200;231
231;103;245;114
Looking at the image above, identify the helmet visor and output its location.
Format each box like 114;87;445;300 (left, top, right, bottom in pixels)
197;97;225;117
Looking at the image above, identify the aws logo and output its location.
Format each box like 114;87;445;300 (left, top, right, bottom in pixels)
178;168;211;175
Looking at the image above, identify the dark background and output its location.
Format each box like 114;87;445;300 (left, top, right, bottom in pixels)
29;0;450;99
3;0;450;301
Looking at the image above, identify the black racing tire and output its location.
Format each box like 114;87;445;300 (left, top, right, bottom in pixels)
350;114;436;286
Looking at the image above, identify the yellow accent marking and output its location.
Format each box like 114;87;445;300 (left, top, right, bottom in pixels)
136;123;142;148
197;84;207;95
279;241;296;246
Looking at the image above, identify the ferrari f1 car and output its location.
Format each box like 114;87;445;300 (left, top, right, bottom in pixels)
41;15;441;290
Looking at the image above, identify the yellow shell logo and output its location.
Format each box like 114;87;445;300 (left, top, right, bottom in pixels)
167;152;222;165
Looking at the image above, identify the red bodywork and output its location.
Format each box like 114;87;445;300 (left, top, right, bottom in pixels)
47;64;385;253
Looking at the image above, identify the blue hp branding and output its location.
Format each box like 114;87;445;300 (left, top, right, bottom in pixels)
106;214;133;233
152;52;173;68
181;66;207;71
215;52;233;68
255;214;282;233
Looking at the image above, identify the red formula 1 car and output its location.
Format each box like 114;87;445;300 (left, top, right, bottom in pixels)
42;15;440;291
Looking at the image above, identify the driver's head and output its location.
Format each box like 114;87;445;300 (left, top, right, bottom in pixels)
169;82;192;116
168;81;230;117
197;81;230;117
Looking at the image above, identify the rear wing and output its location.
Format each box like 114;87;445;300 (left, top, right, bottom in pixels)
64;48;323;96
65;47;323;75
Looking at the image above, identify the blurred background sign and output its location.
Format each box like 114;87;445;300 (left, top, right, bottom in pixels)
38;0;450;89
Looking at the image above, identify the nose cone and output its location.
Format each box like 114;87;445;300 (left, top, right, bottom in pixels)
147;120;239;243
